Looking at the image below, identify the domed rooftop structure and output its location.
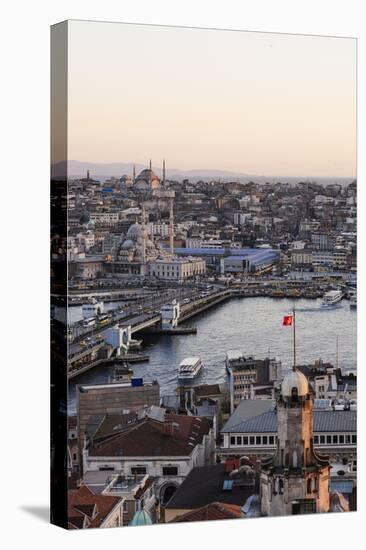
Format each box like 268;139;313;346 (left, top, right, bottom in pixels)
281;369;309;398
130;509;153;527
121;238;135;249
126;223;144;241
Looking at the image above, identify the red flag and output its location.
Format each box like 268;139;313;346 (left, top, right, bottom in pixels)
283;315;293;326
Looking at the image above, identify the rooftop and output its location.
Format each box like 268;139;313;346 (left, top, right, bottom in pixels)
165;464;256;510
222;400;356;434
88;414;212;458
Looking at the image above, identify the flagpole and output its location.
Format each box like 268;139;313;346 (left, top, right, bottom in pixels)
293;307;296;371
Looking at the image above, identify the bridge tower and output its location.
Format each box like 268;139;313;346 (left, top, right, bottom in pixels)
160;301;180;330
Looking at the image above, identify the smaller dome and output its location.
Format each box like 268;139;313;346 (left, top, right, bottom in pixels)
130;510;152;527
121;239;135;249
281;370;309;398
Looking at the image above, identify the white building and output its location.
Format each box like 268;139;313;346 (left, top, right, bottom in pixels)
149;257;206;281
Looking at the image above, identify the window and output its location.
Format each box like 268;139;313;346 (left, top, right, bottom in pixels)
131;466;146;475
352;435;357;444
320;435;325;444
123;501;128;512
256;436;261;445
162;466;178;476
230;436;235;445
243;436;248;445
307;478;312;494
314;435;319;444
332;435;338;444
263;436;268;445
326;435;332;444
346;435;351;444
236;436;242;445
249;436;255;445
339;435;344;444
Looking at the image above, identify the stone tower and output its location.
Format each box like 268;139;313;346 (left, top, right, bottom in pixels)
260;369;330;516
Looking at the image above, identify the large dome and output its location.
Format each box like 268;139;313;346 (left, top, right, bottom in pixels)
281;370;309;398
136;168;159;181
126;223;143;241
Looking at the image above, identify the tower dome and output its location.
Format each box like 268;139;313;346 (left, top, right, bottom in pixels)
281;369;309;398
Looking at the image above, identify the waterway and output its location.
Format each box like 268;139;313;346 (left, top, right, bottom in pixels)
68;297;356;413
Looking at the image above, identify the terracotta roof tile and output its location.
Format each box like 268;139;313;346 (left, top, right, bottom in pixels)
170;501;242;523
68;485;122;528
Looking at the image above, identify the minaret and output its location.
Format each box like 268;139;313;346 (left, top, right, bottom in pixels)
169;198;174;255
163;159;166;186
141;202;147;267
149;159;152;188
87;169;90;182
132;164;136;184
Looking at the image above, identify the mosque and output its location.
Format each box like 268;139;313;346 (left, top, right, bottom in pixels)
132;160;166;192
113;219;170;277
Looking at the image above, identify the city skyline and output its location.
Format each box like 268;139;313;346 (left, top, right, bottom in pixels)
68;21;356;178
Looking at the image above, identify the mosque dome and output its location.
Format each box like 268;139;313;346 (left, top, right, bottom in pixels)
130;509;153;527
281;369;309;398
136;168;159;182
121;239;135;249
126;223;143;241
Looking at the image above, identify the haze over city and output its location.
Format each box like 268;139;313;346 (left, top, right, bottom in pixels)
68;21;356;179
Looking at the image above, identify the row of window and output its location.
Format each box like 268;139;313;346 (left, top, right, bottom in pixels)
314;434;357;445
230;435;277;446
130;466;178;476
228;433;357;447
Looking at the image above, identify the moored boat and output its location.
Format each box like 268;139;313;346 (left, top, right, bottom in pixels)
321;290;343;308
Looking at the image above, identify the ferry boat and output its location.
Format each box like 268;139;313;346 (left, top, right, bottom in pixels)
178;356;203;381
320;290;343;308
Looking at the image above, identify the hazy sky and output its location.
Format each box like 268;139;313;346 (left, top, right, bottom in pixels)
68;20;356;177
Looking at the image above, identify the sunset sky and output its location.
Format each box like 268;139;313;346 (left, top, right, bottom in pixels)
68;20;356;178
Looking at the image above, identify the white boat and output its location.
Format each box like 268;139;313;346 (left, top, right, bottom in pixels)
321;290;343;308
178;356;203;381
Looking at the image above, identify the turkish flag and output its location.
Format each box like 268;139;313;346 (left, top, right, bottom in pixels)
283;315;293;326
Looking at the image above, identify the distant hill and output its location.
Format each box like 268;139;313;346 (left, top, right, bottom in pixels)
61;160;250;180
51;160;355;186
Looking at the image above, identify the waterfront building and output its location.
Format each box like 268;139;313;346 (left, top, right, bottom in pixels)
149;256;206;281
260;370;330;516
68;255;105;279
226;352;282;412
174;247;280;273
82;410;214;506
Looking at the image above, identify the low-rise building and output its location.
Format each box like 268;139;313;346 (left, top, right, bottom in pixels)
82;410;215;506
68;485;124;529
149;256;206;281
